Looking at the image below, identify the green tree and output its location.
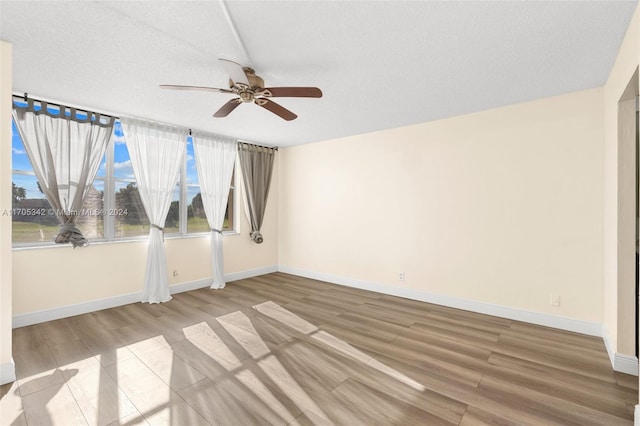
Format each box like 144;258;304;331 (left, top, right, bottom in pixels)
12;182;26;206
191;192;204;217
116;183;147;225
166;200;179;228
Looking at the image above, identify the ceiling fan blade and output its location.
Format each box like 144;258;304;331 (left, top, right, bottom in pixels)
218;58;250;86
255;99;297;121
160;84;233;94
213;98;242;117
259;87;323;98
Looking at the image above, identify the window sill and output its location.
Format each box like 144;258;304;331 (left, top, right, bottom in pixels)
12;229;240;251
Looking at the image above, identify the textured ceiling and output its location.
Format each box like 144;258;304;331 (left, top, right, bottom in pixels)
0;1;637;147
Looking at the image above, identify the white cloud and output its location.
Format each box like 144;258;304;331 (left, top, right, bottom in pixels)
114;159;131;170
12;147;25;155
114;160;135;179
112;133;126;145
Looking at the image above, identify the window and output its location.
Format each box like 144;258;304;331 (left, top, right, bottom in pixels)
11;117;236;246
185;136;235;234
11;106;106;244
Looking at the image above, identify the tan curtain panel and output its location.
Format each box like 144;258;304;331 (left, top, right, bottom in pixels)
238;142;276;243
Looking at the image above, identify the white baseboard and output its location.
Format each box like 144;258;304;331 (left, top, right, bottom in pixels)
635;405;640;426
12;291;143;329
615;352;640;376
12;265;278;328
279;266;640;375
0;359;16;385
602;327;639;376
225;265;279;283
602;327;617;367
170;278;211;294
279;266;603;337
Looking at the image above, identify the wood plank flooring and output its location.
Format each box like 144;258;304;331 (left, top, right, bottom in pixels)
1;272;637;425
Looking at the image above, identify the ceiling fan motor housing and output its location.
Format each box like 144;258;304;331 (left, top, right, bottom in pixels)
239;91;254;103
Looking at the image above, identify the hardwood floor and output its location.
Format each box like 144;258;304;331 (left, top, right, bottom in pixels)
1;272;637;425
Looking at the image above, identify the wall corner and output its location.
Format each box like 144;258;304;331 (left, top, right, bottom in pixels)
0;40;14;385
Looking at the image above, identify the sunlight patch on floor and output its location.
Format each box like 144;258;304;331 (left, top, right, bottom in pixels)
218;309;330;421
258;354;331;421
183;322;242;371
254;301;426;392
254;300;319;334
217;311;271;359
235;368;297;423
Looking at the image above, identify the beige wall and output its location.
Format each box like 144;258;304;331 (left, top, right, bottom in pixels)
279;88;605;323
12;160;278;316
1;40;15;384
603;5;640;357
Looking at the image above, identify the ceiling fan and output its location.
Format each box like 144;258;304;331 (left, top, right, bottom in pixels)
160;59;322;121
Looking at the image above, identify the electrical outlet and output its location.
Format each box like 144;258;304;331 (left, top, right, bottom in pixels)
172;270;178;277
550;293;560;307
399;272;405;281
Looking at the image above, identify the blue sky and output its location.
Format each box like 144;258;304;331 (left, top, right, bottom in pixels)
11;120;30;171
11;120;41;199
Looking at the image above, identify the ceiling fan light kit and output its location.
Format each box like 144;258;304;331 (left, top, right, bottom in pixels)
161;58;322;121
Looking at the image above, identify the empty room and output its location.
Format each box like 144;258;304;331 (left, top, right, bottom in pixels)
1;0;640;425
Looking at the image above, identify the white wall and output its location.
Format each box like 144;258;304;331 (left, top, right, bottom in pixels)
1;40;15;385
279;88;604;324
12;160;278;316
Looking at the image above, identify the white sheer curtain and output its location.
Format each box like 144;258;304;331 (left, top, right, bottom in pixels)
120;117;187;303
192;131;236;289
12;99;114;247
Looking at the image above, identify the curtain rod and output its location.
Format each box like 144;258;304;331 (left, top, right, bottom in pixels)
12;93;190;134
12;92;120;119
238;140;279;151
12;93;198;138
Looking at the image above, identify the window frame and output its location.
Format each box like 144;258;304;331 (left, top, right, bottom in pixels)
225;164;239;235
11;118;239;248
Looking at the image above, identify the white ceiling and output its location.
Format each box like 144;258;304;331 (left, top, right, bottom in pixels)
0;1;637;147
